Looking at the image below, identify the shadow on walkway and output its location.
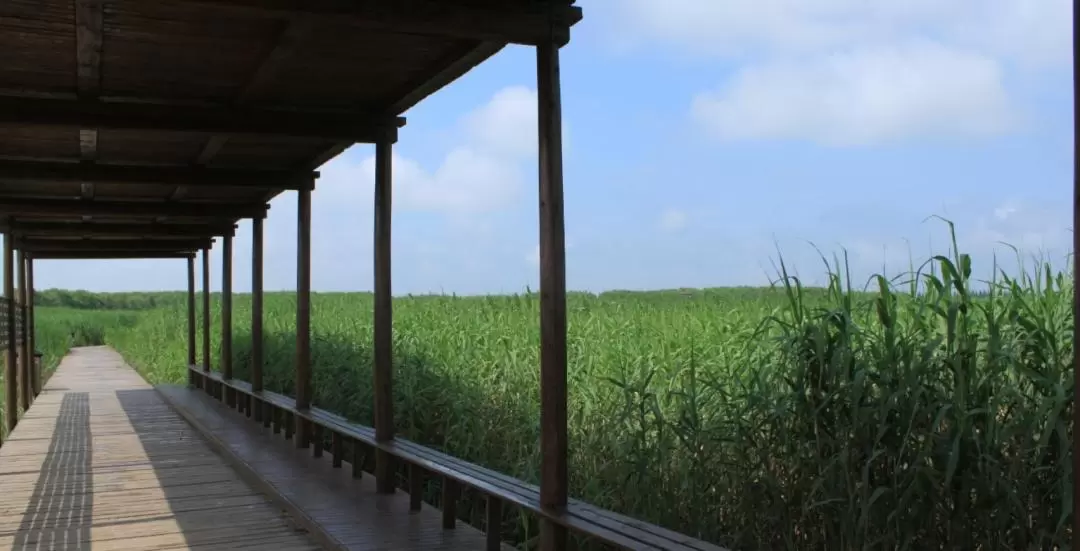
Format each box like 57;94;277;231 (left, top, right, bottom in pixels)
13;392;92;548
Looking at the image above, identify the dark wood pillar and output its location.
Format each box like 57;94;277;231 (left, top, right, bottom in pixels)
1071;11;1079;545
536;30;569;551
26;258;36;397
187;254;196;386
295;186;312;448
3;233;15;434
222;233;234;407
251;216;264;421
202;246;211;394
16;249;28;412
373;134;395;494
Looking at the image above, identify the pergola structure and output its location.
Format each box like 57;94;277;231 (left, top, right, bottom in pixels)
0;1;728;549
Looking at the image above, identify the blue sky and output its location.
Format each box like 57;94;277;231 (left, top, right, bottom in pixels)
34;0;1075;294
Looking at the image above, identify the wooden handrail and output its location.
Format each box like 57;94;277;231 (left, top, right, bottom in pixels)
191;366;727;551
0;297;28;348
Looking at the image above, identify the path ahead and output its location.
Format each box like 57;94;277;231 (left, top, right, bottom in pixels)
0;346;319;550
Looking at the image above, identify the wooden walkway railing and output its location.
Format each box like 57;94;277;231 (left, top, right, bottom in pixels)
188;365;726;551
0;286;42;440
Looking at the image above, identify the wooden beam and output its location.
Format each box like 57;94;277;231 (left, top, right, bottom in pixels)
187;254;197;379
16;238;212;253
194;136;229;165
202;247;211;376
164;0;583;46
387;41;506;115
373;135;394;494
0;198;267;218
16;250;28;413
76;0;104;201
25;259;36;397
241;17;318;104
0;96;403;142
221;233;234;407
536;32;569;551
0;159;316;190
7;221;234;238
76;0;103;97
1072;4;1080;545
28;250;196;260
3;232;15;434
192;17;320;189
251;217;264;421
294;186;312;447
79;138;97;199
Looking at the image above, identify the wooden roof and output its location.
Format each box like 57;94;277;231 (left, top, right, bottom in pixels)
0;0;582;258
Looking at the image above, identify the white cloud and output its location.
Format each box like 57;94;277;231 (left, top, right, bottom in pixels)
606;0;1070;147
611;0;1071;66
357;148;523;214
658;208;689;232
691;40;1013;146
463;86;539;159
354;85;543;215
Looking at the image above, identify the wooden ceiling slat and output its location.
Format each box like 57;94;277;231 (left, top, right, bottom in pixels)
162;0;582;46
10;221;233;238
29;250;196;259
16;237;212;252
0;159;314;189
0;197;267;218
0;96;403;142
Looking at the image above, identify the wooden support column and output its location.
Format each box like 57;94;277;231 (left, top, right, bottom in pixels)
26;259;36;397
221;233;234;407
373;134;395;494
3;233;15;434
187;254;196;386
202;246;211;394
1072;12;1079;545
536;27;569;551
295;186;312;448
16;249;28;412
252;216;264;422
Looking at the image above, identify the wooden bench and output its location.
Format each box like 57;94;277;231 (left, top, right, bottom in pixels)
191;366;727;551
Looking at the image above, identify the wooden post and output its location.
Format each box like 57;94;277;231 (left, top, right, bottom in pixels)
1072;12;1079;546
222;232;234;407
3;233;15;434
252;216;264;422
536;27;569;551
373;135;395;494
187;254;196;386
295;186;312;448
16;249;28;412
26;258;36;397
202;246;211;393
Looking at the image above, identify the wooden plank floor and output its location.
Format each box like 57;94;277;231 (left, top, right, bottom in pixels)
0;346;320;550
156;385;502;550
157;384;505;551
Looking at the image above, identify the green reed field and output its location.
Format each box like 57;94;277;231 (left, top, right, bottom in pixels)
23;241;1074;550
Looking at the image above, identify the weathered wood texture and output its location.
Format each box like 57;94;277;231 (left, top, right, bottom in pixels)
158;383;507;551
0;297;27;348
194;367;730;551
0;0;580;250
0;346;319;550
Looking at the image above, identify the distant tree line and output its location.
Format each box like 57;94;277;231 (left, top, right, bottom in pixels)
32;289;187;311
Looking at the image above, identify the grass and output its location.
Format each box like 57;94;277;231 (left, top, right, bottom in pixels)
20;235;1074;550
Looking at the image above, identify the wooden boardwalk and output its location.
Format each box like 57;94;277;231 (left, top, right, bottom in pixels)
0;346;319;550
156;385;501;551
